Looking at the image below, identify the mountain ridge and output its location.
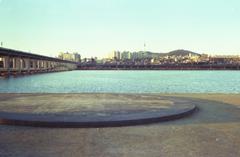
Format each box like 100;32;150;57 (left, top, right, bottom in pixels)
135;49;201;58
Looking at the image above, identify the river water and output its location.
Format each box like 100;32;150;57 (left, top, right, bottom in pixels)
0;70;239;93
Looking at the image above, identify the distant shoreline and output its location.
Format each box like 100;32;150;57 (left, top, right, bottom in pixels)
77;64;240;70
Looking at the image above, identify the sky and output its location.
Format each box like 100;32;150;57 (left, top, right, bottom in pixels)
0;0;240;58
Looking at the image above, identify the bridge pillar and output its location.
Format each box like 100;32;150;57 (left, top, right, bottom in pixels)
33;60;37;71
3;56;9;69
11;58;14;69
40;60;44;71
53;62;57;71
47;61;49;70
29;60;35;72
15;57;21;73
49;62;52;71
20;59;24;70
50;61;54;71
36;60;40;71
47;61;51;71
3;56;10;76
24;58;30;73
56;62;60;71
43;60;47;71
0;57;3;70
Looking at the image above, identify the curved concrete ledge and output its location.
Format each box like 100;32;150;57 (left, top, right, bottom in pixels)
0;107;197;128
0;94;197;128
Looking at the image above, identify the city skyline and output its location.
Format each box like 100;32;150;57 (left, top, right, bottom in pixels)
1;0;240;58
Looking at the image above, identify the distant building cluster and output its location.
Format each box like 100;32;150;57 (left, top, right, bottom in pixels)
107;51;159;61
58;52;81;62
104;50;200;65
57;50;240;66
102;50;240;65
209;55;240;65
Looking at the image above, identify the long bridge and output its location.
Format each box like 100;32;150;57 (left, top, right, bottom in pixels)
0;47;78;77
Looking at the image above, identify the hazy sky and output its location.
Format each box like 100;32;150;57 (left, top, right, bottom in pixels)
0;0;240;58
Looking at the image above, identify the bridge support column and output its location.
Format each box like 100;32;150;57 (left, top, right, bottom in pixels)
15;57;21;74
12;57;16;71
50;62;54;71
36;60;40;71
40;61;43;70
20;58;24;72
53;62;57;71
3;56;10;76
43;60;47;71
39;60;44;72
24;58;30;73
0;56;3;66
47;61;51;71
32;60;37;72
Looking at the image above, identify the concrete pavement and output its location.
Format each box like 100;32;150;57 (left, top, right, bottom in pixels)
0;94;239;157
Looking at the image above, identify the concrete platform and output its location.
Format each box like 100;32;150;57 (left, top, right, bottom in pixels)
0;94;240;157
0;94;196;127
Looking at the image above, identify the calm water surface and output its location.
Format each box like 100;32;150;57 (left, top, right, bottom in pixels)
0;70;240;93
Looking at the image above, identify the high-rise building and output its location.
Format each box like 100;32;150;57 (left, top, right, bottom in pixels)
73;53;81;62
108;51;121;60
121;51;131;60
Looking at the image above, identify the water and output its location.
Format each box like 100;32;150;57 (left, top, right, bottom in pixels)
0;70;240;93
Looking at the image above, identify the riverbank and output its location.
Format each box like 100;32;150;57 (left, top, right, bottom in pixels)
77;64;240;70
0;94;239;157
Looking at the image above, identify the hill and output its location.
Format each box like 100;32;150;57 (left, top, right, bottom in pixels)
167;49;200;56
132;49;201;59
